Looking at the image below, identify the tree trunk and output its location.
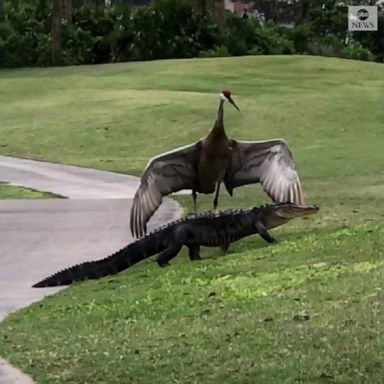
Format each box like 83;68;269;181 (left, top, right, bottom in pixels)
195;0;207;15
62;0;73;24
269;0;277;22
214;0;225;25
0;0;4;22
52;0;63;66
300;0;310;22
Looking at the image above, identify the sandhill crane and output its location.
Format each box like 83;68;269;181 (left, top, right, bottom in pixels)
130;90;238;237
130;90;304;238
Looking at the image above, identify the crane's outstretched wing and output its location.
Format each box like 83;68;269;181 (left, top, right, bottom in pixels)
130;142;202;238
224;139;304;205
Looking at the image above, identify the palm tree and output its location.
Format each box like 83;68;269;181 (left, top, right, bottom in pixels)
214;0;225;25
196;0;225;25
195;0;208;14
63;0;73;24
52;0;62;66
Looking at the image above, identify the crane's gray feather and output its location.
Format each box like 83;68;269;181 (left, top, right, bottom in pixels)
224;139;304;205
130;142;201;237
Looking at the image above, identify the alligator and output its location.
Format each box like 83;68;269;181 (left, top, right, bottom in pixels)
32;203;319;288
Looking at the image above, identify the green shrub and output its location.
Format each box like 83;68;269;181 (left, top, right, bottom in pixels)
308;3;347;39
341;43;374;62
72;0;220;62
252;23;295;54
307;34;374;62
72;3;128;63
224;12;258;54
287;23;314;53
0;0;51;67
198;45;230;58
62;25;95;65
150;0;220;60
0;0;379;67
224;14;295;56
306;34;345;57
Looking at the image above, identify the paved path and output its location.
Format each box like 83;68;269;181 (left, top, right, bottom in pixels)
0;156;183;384
0;155;142;199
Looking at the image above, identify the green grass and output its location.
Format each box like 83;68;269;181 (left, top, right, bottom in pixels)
0;56;382;177
0;182;60;199
0;56;383;383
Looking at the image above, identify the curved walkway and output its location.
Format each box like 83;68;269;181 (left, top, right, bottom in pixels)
0;155;183;384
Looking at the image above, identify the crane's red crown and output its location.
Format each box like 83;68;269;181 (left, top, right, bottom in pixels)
221;90;232;100
220;89;240;111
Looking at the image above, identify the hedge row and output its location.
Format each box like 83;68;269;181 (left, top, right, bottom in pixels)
0;0;382;68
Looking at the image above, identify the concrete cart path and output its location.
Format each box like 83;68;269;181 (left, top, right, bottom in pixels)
0;155;142;199
0;156;184;384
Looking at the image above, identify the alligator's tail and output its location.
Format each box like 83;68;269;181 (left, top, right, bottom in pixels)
32;233;167;288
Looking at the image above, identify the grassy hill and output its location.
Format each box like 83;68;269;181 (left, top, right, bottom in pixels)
0;56;382;383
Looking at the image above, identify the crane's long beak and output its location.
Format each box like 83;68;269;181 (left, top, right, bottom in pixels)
228;97;240;111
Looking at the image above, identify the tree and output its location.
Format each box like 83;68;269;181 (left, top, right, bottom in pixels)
214;0;225;25
195;0;207;15
62;0;73;23
0;0;4;21
300;0;310;22
52;0;62;65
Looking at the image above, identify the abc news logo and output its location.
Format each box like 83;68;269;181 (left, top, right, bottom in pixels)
348;6;378;31
357;9;369;20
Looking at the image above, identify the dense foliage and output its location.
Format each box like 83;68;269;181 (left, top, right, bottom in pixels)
0;0;382;68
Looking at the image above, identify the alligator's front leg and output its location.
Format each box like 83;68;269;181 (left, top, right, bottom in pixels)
220;243;230;254
156;226;188;267
254;221;278;244
187;244;202;261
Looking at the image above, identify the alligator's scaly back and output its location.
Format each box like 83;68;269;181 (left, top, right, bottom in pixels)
32;208;248;288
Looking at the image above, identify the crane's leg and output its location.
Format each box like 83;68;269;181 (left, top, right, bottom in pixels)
187;244;202;261
213;181;221;211
192;190;197;215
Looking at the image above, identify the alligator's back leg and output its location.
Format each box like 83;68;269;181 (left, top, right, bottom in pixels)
156;244;183;267
187;244;202;261
254;221;278;244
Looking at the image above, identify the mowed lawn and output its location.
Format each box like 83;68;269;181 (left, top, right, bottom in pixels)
0;182;57;199
0;56;383;383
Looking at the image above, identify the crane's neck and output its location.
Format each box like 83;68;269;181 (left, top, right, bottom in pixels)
209;98;225;137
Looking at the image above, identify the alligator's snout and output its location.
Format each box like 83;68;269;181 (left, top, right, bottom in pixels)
263;203;319;230
275;204;320;219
